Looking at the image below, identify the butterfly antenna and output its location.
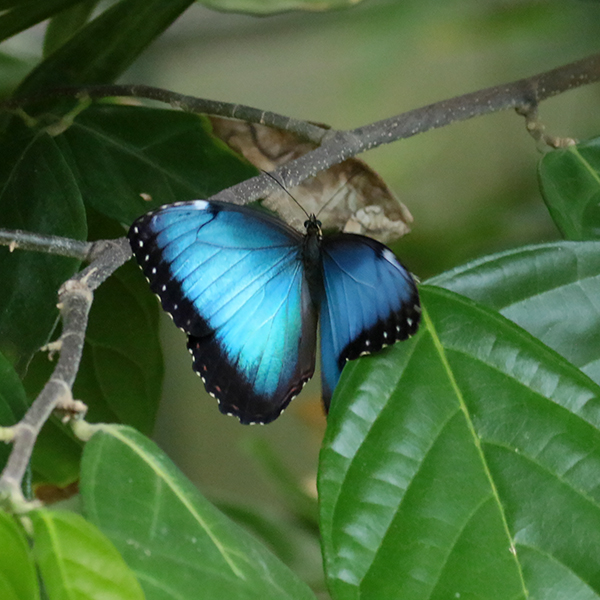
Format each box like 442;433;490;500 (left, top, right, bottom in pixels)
262;170;309;218
314;169;361;219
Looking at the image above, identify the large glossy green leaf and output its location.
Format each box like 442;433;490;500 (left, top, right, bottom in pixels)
320;285;600;600
16;0;195;94
0;122;86;374
0;0;82;44
428;241;600;383
198;0;365;15
0;351;29;472
31;509;144;600
0;510;39;600
539;137;600;240
56;104;258;224
80;425;317;600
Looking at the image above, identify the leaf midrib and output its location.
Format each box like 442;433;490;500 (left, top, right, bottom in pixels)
97;427;246;579
423;304;530;599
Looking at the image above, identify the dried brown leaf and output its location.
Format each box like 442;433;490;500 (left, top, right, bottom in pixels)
209;117;412;242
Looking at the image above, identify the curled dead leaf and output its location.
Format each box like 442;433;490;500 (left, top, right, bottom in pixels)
209;117;412;243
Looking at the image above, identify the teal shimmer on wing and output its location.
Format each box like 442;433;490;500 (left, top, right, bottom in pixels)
152;203;306;397
217;257;305;395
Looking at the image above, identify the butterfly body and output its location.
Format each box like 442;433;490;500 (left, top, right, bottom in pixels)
128;200;420;424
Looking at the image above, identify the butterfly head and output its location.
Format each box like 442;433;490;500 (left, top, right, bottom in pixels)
304;214;322;239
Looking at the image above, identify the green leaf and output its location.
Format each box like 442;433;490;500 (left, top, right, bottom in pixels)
16;0;195;94
75;258;163;433
31;509;144;600
216;500;325;593
80;425;317;600
0;0;58;7
56;104;258;224
428;241;600;383
30;416;82;487
198;0;365;16
0;0;82;44
0;351;29;472
320;285;600;600
0;510;39;600
0;350;29;423
539;137;600;240
0;122;86;374
216;500;299;564
43;0;100;57
0;51;33;98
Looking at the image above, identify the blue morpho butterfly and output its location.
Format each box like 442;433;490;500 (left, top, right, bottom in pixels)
128;193;420;425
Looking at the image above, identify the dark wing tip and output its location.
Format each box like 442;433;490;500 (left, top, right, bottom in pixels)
340;282;420;367
127;208;212;338
188;335;314;425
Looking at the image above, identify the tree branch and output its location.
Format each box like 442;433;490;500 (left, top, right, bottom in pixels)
209;52;600;205
0;229;93;260
0;238;131;509
3;53;598;207
1;84;329;145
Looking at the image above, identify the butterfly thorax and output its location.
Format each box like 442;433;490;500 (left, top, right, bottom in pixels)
302;214;324;303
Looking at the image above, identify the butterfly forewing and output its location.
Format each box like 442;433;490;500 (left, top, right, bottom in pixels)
128;200;318;424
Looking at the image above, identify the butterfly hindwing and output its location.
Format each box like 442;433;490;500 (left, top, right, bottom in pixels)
318;233;420;405
128;201;318;424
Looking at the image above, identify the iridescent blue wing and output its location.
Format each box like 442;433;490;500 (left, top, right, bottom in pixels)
319;234;420;407
128;200;317;424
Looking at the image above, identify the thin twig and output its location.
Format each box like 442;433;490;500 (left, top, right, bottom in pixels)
516;104;578;149
1;84;329;145
0;229;93;260
0;238;131;510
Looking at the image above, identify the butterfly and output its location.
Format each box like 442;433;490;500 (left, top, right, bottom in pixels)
128;199;420;424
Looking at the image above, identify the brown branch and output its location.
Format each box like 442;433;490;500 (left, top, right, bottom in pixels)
0;238;131;510
209;52;600;205
1;84;329;145
0;229;93;260
3;54;598;205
